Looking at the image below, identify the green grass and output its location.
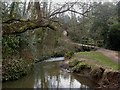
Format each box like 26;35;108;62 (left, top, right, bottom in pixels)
77;51;120;70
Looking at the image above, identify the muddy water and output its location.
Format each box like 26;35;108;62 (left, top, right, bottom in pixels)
2;57;96;89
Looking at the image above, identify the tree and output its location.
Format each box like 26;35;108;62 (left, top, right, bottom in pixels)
89;2;117;46
107;23;120;51
2;1;92;35
117;1;120;22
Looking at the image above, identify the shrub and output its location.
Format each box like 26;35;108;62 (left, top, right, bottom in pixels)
2;35;20;58
72;62;90;72
2;58;33;81
64;51;74;59
68;59;79;67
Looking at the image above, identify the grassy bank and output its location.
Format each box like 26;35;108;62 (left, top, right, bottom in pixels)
75;51;120;71
61;52;120;89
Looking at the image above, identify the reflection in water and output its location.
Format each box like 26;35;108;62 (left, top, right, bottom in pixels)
3;60;95;89
34;62;93;89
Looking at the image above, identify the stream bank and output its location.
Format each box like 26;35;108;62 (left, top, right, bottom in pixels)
2;39;91;82
2;57;97;89
60;57;120;90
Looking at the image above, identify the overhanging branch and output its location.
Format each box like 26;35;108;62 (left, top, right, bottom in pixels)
2;19;57;35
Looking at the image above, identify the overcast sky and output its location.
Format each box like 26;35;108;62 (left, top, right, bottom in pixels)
2;0;119;2
47;0;117;2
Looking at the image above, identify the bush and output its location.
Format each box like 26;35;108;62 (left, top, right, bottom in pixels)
72;62;90;72
2;35;20;58
107;23;120;51
68;59;79;67
64;51;74;59
2;58;33;81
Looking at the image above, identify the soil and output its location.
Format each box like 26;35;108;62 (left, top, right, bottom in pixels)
60;59;120;90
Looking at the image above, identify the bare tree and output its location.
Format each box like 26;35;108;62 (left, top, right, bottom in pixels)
2;1;93;35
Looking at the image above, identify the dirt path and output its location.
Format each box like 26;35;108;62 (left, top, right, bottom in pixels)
97;48;119;63
64;36;119;64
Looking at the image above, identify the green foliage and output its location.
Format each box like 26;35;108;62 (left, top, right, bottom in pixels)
107;23;120;51
2;35;20;58
118;1;120;22
65;51;74;59
2;58;32;81
68;58;79;67
68;31;81;43
89;2;117;46
72;62;90;72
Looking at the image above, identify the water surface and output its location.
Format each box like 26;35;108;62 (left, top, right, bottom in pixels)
2;57;96;89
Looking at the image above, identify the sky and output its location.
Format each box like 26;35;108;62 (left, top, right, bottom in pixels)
47;0;117;2
2;0;119;2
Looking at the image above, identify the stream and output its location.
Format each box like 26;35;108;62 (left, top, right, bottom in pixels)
2;57;97;89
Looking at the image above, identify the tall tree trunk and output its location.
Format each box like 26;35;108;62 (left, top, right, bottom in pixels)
34;1;42;19
9;2;15;19
23;1;27;19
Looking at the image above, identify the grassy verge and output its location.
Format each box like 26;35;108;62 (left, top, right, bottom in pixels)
75;51;120;71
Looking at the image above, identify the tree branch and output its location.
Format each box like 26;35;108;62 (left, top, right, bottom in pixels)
49;2;91;18
2;1;92;35
2;19;57;35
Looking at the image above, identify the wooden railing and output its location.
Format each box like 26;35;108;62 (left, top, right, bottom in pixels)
81;40;104;47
